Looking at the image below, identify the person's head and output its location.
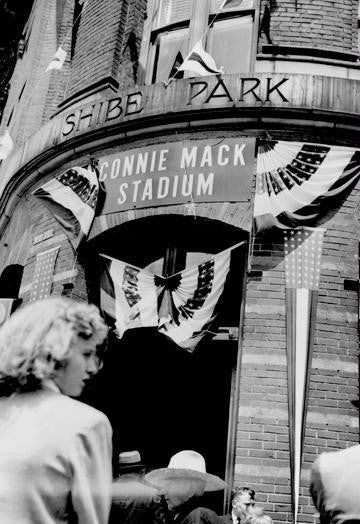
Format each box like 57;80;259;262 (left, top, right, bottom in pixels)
117;450;146;476
145;450;226;511
159;477;206;511
0;297;108;397
232;487;255;518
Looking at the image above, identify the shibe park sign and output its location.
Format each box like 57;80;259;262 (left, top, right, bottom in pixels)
98;138;256;212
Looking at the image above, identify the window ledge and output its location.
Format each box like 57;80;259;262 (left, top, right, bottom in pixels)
260;44;359;64
258;49;360;70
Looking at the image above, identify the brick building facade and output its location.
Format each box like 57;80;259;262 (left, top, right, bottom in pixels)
0;1;359;523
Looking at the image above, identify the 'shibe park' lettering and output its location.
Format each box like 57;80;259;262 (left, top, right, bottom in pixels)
98;139;255;213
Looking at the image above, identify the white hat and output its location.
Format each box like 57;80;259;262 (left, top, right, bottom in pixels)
118;450;144;469
145;450;226;492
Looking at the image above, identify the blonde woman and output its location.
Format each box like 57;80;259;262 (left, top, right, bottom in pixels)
0;297;113;524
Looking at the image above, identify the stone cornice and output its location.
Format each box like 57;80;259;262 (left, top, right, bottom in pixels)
0;73;359;235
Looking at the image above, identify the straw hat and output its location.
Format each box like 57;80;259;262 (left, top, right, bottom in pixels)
145;450;226;492
118;450;144;470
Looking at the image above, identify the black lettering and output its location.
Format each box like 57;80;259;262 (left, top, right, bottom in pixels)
76;104;96;131
125;91;143;116
239;78;262;101
62;113;77;136
266;78;289;102
205;77;233;103
105;97;123;121
187;81;208;105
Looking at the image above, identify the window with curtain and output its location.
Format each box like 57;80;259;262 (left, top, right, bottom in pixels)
142;0;256;84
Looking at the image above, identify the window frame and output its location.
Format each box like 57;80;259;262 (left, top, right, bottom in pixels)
139;0;260;85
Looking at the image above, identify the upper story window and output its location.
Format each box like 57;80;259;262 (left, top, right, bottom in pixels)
140;0;256;84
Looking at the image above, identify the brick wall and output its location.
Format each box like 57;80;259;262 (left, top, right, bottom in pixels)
0;0;72;147
258;0;359;55
235;177;360;524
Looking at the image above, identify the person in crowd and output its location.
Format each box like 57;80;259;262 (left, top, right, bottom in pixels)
221;487;256;524
310;444;360;524
145;449;226;523
110;449;168;524
0;297;112;524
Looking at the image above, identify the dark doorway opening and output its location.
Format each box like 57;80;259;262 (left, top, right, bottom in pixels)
82;215;247;506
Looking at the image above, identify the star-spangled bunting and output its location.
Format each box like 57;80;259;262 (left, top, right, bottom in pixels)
255;141;360;231
29;246;60;302
99;242;244;352
33;165;99;249
284;227;325;524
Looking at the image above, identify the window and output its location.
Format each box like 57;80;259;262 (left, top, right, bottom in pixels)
141;0;256;84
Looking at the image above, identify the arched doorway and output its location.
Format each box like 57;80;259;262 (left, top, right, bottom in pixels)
82;215;248;496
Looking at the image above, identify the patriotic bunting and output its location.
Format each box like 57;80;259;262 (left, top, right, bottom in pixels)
0;130;13;160
33;165;99;249
178;41;224;77
99;242;243;351
30;246;60;302
254;141;360;231
284;227;325;524
158;248;232;350
45;46;67;72
100;255;160;337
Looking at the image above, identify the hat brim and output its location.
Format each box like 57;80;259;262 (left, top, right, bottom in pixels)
145;468;226;492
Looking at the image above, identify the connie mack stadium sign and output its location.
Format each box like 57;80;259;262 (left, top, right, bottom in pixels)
98;138;255;213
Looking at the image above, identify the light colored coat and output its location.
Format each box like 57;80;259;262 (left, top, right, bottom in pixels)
0;387;112;524
310;444;360;524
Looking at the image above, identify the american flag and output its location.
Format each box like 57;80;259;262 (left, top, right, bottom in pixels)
29;246;60;302
254;141;360;231
284;227;325;524
33;165;99;249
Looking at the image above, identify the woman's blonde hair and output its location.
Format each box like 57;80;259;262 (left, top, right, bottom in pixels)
0;296;108;395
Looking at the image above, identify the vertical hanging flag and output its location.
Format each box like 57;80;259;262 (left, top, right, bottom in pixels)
33;165;99;249
29;246;60;302
0;130;14;160
178;41;224;77
284;227;325;524
99;254;161;337
45;46;67;72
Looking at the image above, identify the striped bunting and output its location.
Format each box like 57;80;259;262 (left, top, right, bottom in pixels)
100;255;160;337
284;227;325;524
158;249;232;351
33;165;99;249
99;242;243;351
178;40;224;77
254;141;360;231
